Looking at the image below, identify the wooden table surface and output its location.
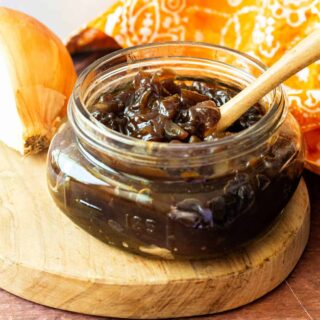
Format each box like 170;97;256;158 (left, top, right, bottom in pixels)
0;170;319;320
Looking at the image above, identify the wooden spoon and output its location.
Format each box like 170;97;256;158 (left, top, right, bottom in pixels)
216;30;320;132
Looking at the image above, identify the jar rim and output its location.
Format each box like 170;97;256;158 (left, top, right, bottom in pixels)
69;41;287;164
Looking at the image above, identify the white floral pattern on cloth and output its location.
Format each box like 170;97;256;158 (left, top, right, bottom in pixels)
111;0;188;46
86;0;320;133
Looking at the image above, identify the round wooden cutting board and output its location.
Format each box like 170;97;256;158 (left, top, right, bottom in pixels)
0;142;310;319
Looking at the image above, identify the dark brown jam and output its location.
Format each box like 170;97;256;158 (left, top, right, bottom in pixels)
47;69;304;260
90;69;266;142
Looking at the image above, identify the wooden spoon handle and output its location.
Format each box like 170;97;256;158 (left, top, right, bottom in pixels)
216;30;320;132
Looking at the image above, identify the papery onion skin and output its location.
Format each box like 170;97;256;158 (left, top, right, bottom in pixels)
0;7;77;155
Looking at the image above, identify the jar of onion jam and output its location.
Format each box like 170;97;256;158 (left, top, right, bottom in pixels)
47;42;304;259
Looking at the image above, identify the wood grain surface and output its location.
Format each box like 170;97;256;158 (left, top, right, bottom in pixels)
0;141;312;319
0;170;318;320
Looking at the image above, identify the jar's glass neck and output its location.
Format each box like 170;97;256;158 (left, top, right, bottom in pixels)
68;42;287;170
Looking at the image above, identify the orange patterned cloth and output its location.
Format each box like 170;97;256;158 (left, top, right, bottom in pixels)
68;0;320;172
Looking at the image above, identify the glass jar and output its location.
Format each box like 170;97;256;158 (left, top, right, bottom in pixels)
47;42;304;259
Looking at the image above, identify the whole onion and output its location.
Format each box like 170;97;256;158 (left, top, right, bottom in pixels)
0;7;77;155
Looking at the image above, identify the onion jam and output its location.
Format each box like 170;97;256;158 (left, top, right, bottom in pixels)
90;69;266;142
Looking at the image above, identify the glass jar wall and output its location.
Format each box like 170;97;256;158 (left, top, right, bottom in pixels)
47;42;304;259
